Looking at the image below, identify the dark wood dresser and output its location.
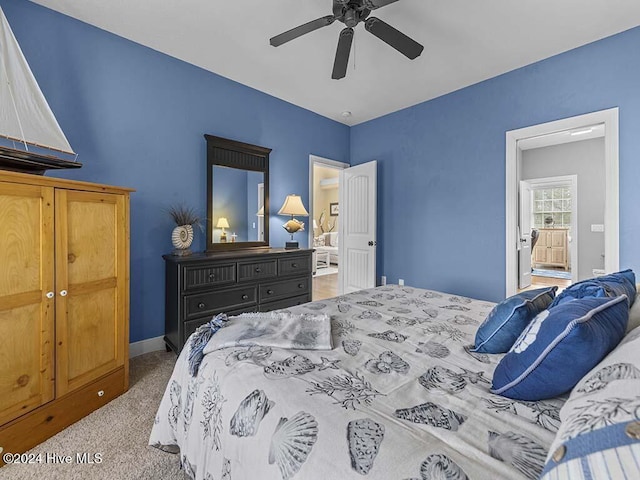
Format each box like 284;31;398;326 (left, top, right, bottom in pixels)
164;248;313;353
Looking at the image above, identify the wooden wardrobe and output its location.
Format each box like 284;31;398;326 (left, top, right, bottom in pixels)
0;170;131;462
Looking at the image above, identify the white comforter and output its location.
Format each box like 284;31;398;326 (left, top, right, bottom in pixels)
150;285;564;480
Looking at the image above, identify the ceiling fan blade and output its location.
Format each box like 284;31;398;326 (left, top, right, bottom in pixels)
364;17;423;59
332;28;354;80
270;15;336;47
363;0;399;9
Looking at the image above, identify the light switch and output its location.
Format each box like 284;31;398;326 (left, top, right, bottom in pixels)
591;224;605;232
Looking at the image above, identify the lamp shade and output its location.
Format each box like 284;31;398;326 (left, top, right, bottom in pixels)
278;194;309;216
216;217;230;229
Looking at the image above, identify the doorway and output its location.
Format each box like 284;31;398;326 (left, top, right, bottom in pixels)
506;108;619;297
517;176;577;294
309;155;348;300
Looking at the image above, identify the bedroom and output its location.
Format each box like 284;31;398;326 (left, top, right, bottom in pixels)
1;0;640;478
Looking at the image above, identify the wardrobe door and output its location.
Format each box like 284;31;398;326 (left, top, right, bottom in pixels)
55;190;127;396
0;183;55;425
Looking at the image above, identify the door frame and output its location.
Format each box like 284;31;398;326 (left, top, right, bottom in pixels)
308;154;349;248
505;108;619;296
523;175;579;284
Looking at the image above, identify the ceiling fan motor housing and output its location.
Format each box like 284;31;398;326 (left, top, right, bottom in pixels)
333;1;371;27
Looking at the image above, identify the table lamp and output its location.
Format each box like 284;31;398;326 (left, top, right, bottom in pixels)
216;217;230;243
278;194;308;249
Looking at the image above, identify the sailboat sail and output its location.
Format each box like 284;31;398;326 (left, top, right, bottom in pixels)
0;6;78;174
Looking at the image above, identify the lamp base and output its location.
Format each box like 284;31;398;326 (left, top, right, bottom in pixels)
285;241;299;250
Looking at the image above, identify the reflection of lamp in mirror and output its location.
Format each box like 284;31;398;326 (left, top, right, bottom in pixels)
313;219;318;236
216;217;230;243
256;206;264;217
278;194;308;249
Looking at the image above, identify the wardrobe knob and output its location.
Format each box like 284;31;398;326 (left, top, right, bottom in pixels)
255;267;262;273
208;273;215;280
198;302;205;309
241;294;249;300
298;283;304;289
46;292;55;299
292;263;298;268
267;289;274;295
60;290;68;297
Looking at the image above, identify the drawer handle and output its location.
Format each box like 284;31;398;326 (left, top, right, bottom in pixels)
255;267;262;273
298;283;304;289
241;294;249;300
198;302;206;309
208;273;215;280
292;263;298;268
97;390;105;397
267;289;274;295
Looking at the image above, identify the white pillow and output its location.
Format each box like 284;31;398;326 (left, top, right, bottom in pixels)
325;232;338;247
540;326;640;479
627;283;640;332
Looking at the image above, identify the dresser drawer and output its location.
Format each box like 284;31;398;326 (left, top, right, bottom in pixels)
184;286;257;320
183;306;257;342
259;294;311;312
259;276;310;302
238;260;277;282
183;263;236;292
278;255;311;276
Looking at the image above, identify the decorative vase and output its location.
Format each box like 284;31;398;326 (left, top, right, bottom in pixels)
172;224;194;255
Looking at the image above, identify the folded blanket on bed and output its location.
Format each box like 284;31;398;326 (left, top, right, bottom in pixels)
188;311;332;376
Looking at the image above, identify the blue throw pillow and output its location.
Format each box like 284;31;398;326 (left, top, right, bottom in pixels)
491;295;629;401
551;269;636;308
471;287;557;354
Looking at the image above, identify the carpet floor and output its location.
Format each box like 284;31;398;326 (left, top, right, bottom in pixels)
0;351;183;480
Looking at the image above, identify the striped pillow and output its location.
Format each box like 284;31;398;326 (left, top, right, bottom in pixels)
541;325;640;479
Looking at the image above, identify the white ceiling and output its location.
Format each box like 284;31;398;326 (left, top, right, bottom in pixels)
29;0;640;126
519;124;605;151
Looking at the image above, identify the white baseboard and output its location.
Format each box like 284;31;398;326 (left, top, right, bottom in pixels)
129;335;165;358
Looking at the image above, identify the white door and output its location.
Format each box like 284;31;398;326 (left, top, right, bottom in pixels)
338;161;377;294
518;180;532;289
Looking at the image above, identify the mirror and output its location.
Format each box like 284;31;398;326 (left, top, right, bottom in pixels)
205;135;271;251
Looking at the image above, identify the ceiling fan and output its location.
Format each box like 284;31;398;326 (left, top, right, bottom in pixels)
270;0;423;80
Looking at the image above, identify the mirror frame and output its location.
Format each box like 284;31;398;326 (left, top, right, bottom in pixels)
205;134;271;252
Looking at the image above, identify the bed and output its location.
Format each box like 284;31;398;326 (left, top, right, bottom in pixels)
150;284;571;480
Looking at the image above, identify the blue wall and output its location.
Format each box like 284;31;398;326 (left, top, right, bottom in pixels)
212;166;249;242
0;0;350;342
4;0;640;339
351;26;640;302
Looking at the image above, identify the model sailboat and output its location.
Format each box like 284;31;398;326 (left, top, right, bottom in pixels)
0;6;81;174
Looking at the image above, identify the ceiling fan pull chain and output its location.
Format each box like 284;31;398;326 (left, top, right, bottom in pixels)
353;32;357;71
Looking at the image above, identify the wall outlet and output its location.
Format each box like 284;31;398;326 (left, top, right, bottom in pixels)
398;278;405;286
592;269;606;276
380;276;387;286
591;224;605;232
